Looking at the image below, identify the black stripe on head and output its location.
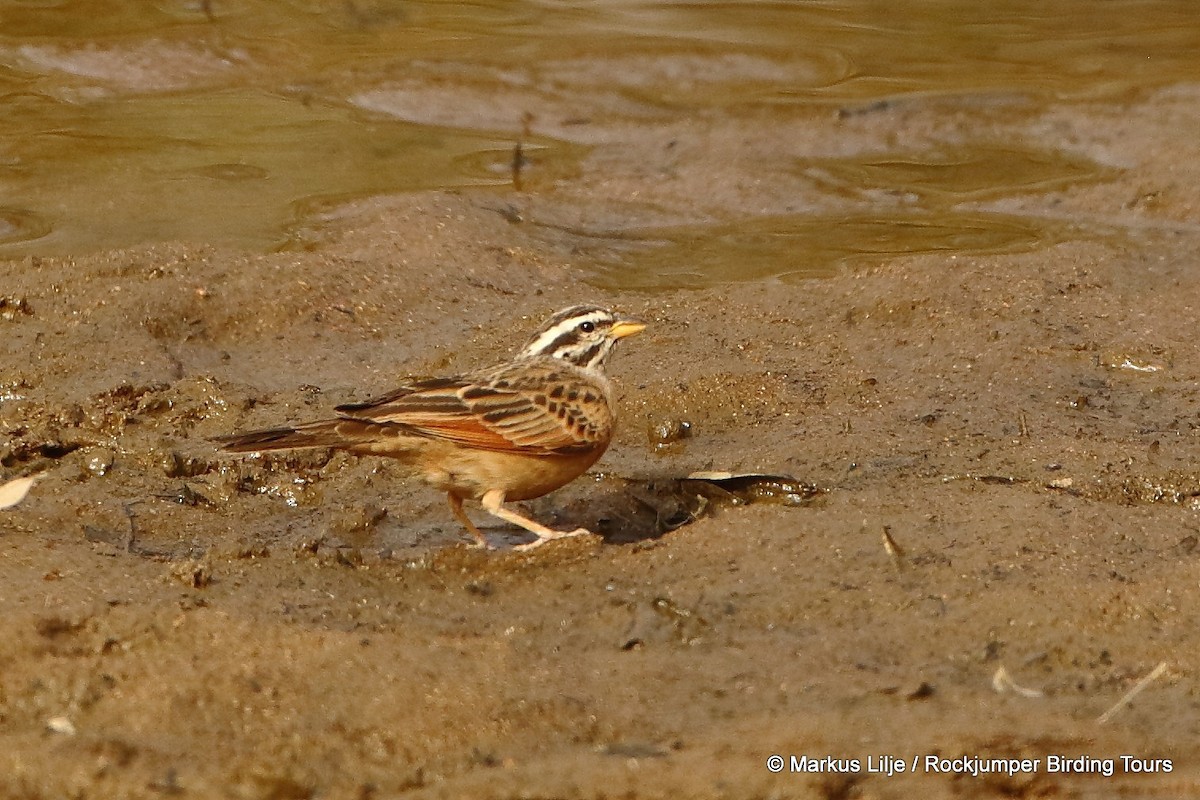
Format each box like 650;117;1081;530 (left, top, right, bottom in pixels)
541;304;608;330
516;304;636;370
571;341;605;369
540;327;582;357
520;306;611;358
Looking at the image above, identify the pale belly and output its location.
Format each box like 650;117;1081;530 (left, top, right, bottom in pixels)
413;441;608;502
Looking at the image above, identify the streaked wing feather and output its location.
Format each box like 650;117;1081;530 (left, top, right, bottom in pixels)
334;377;462;413
334;376;600;454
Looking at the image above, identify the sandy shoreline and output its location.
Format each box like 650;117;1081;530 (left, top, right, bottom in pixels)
3;81;1200;798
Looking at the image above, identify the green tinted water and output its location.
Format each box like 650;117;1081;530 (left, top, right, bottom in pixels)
1;1;1194;280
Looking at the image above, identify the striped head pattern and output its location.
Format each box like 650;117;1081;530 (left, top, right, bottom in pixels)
519;305;646;371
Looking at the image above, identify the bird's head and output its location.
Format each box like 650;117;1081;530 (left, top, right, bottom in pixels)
519;304;645;371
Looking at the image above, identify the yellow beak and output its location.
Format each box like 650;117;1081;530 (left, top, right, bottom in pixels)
610;318;647;340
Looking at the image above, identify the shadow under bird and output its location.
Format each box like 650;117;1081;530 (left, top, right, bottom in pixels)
215;304;645;550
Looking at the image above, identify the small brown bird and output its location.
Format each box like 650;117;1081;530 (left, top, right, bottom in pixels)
215;305;645;550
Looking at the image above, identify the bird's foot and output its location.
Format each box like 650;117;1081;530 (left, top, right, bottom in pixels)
513;527;593;552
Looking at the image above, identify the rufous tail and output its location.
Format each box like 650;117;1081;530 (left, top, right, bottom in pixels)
214;420;357;453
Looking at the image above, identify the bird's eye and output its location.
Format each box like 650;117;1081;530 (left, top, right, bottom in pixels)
578;321;596;333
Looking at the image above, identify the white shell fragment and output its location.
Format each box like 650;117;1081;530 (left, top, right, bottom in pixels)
992;665;1044;698
46;716;77;735
0;474;41;510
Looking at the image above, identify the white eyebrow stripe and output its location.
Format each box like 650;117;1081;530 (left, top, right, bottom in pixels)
521;310;609;357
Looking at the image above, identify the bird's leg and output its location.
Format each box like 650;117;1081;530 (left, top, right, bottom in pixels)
447;492;490;549
479;489;591;551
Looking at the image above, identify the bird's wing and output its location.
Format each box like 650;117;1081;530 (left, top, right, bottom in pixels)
333;369;610;455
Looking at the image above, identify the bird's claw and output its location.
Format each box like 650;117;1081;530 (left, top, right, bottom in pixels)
513;527;593;552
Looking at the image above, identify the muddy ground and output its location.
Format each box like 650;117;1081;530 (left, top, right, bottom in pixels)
3;84;1200;799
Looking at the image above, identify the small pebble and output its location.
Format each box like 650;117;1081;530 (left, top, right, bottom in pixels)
86;449;114;477
648;419;693;448
46;716;76;735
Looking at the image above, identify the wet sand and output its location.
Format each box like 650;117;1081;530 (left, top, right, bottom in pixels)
4;73;1200;800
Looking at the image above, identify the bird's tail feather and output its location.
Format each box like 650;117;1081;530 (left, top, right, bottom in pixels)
213;420;357;453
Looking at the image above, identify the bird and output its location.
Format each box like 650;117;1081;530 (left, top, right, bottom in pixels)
214;304;645;550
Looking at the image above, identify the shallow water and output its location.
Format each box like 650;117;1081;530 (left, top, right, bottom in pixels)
798;144;1119;205
580;143;1119;289
1;1;1196;278
570;210;1099;290
0;87;574;254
